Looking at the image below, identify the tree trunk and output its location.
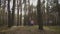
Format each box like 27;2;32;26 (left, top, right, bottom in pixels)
8;0;12;27
19;0;22;26
12;0;15;26
0;0;1;26
3;0;6;25
56;0;60;25
17;0;19;26
0;0;1;8
27;0;30;26
37;0;43;30
24;0;26;25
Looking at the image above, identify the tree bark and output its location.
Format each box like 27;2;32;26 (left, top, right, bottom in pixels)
37;0;43;30
24;0;26;25
0;0;1;26
56;0;60;25
8;0;12;27
19;0;22;26
12;0;15;26
17;0;19;26
3;0;6;25
27;0;30;26
0;0;1;8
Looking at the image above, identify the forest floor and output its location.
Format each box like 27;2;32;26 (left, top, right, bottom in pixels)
0;25;60;34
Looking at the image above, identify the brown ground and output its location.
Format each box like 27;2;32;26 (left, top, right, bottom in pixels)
0;26;60;34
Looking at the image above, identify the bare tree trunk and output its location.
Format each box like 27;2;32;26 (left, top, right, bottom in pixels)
17;0;19;26
37;0;43;30
19;0;22;26
27;0;30;26
3;0;6;26
24;0;26;25
0;0;1;26
56;0;60;25
8;0;12;27
12;0;15;26
0;0;1;8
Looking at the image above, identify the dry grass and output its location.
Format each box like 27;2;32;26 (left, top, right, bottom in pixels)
0;26;60;34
